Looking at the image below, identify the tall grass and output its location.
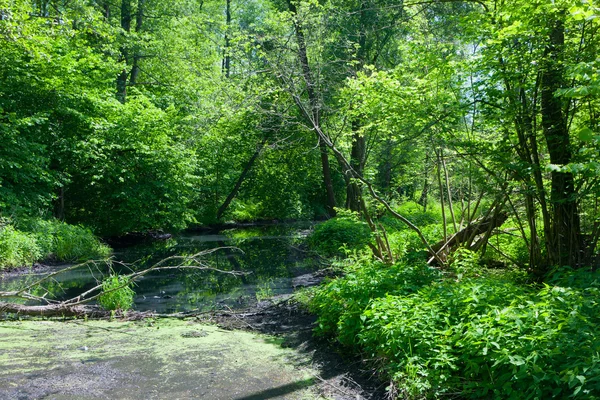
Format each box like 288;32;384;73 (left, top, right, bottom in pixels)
0;219;111;270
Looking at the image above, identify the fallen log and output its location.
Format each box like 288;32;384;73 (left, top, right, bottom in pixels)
430;211;509;263
0;248;247;320
0;303;109;318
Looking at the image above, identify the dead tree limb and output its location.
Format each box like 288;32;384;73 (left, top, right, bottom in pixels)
0;248;248;318
429;210;509;264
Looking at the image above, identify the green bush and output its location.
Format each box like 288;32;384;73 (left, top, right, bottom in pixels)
0;225;42;269
381;201;442;232
98;274;135;311
309;256;441;346
307;210;373;257
310;260;600;399
22;219;111;262
0;219;110;269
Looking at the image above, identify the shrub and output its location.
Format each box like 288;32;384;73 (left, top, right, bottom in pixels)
309;256;441;346
23;219;111;262
449;247;480;279
0;219;110;269
0;225;42;269
310;259;600;399
362;275;600;398
98;274;135;311
381;201;441;232
307;210;372;257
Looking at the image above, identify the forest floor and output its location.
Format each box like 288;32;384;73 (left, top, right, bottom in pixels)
0;297;386;399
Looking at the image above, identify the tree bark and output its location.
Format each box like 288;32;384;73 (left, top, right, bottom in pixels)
116;0;132;103
129;0;144;86
345;126;366;212
541;15;583;268
345;2;368;213
287;0;336;217
0;303;108;318
222;0;231;78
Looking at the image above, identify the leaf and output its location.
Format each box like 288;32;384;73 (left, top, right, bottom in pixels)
579;127;595;142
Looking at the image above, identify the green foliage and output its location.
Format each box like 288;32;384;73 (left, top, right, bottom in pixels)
449;247;480;279
23;219;111;262
380;202;442;232
255;277;274;301
0;225;42;270
0;0;118;217
309;256;441;346
0;219;110;270
64;98;198;236
307;210;373;257
312;260;600;399
98;274;135;312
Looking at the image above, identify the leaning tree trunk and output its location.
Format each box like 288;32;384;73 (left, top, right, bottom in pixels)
216;136;267;220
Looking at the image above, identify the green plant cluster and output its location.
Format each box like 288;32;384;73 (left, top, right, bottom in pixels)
310;260;600;399
0;219;110;270
307;210;373;257
0;225;42;269
309;256;441;346
98;274;135;311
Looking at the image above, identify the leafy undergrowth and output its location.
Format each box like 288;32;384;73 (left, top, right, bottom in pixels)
0;219;110;270
307;209;373;257
308;256;600;399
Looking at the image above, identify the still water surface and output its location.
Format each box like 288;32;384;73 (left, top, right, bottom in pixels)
1;224;320;313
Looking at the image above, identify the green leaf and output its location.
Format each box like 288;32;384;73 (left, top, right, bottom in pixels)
579;127;595;142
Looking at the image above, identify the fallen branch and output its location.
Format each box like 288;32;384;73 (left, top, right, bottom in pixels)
429;210;509;264
0;247;248;318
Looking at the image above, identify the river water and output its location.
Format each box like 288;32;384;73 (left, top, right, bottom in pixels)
0;224;320;313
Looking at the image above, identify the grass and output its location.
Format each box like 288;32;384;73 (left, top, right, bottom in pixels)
0;218;111;270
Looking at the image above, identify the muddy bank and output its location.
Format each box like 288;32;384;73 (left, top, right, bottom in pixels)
0;262;58;278
201;295;387;400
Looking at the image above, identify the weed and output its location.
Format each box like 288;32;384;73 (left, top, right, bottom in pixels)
98;274;135;311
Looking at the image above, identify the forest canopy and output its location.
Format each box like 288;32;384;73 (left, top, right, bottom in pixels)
2;0;598;272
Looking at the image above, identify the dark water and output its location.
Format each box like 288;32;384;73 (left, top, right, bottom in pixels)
0;224;320;313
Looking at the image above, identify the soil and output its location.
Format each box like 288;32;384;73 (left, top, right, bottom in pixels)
0;262;57;278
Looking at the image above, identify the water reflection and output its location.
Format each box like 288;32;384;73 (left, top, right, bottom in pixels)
0;224;318;313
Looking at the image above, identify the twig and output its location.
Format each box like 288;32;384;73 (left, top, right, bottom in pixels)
314;374;363;399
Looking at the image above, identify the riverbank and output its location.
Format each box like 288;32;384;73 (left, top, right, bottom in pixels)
0;312;384;400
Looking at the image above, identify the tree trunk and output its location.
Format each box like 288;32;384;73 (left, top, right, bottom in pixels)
222;0;231;78
216;137;267;220
541;15;583;267
345;128;365;212
129;0;144;86
287;0;336;216
345;2;368;213
418;154;430;211
0;303;109;318
103;2;110;20
116;0;132;103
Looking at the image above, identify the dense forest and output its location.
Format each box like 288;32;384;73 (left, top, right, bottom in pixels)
1;0;600;398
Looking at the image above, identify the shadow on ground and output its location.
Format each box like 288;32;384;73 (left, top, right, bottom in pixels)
205;295;388;400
